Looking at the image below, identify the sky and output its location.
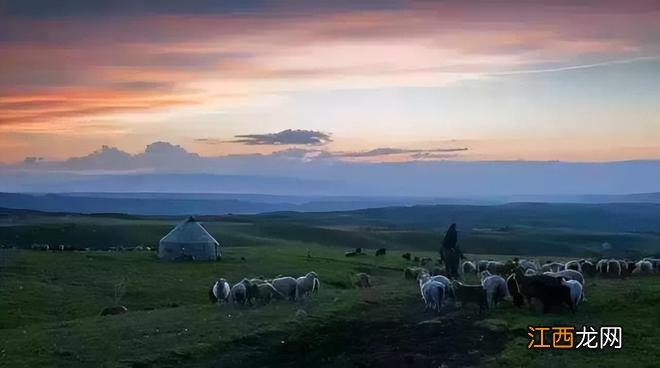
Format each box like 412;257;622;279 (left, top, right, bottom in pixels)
1;0;660;164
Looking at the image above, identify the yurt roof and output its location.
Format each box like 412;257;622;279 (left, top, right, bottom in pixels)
160;216;219;245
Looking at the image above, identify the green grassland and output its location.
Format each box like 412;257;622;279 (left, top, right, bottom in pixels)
1;245;659;368
2;209;660;257
1;209;660;367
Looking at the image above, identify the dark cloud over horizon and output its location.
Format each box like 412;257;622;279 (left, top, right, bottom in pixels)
231;129;333;146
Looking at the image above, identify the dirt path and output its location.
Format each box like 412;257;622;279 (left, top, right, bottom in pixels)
195;299;508;368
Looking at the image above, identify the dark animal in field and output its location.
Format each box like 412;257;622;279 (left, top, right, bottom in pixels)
452;281;488;314
565;260;581;272
240;257;246;261
355;248;363;254
513;269;573;313
430;267;444;276
402;253;411;261
606;260;622;277
231;282;247;305
414;256;420;263
404;267;427;280
255;282;285;304
375;248;386;256
507;274;525;307
580;260;597;277
354;273;372;288
100;305;128;316
345;251;357;257
486;261;507;275
462;261;476;275
271;277;298;301
477;260;489;273
544;269;585;300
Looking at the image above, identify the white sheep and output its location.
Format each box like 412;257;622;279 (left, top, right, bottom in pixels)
212;278;232;304
230;282;247;305
271;277;298;301
561;278;583;312
419;279;446;312
296;271;320;299
481;274;508;310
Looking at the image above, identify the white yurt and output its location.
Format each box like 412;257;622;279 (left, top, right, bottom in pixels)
158;216;219;261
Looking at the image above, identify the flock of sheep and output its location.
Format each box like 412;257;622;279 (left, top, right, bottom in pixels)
411;256;660;314
205;252;659;316
209;272;320;306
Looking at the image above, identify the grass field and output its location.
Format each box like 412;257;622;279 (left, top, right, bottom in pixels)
1;244;659;368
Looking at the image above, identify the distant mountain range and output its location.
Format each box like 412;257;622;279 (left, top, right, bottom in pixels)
1;191;660;216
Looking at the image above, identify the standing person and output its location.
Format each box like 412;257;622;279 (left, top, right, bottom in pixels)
440;223;462;278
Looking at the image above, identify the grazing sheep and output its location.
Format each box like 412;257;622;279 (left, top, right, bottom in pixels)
211;278;232;304
513;269;572;313
430;267;445;276
296;271;320;298
404;267;427;280
402;253;412;261
486;261;507;275
419;273;454;301
477;260;489;273
354;273;372;288
643;258;660;272
542;262;565;273
452;281;488;314
580;260;597;277
506;274;525;307
255;282;285;304
481;274;508;309
420;257;433;266
419;279;446;312
231;282;247;305
271;277;298;301
375;248;387;256
565;260;582;272
596;259;608;273
633;260;654;275
100;305;128;316
544;269;585;286
561;279;583;313
606;260;622;277
518;259;541;272
462;261;476;275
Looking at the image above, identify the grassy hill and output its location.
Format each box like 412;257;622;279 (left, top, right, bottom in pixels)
1;246;659;368
2;205;660;257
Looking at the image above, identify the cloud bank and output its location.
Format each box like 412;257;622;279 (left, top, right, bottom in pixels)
231;129;332;146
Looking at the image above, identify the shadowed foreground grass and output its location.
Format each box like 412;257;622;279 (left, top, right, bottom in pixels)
1;247;659;368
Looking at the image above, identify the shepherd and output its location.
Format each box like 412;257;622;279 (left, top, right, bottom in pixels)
440;223;463;278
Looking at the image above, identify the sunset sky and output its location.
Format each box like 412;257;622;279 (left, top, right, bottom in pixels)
1;0;659;164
